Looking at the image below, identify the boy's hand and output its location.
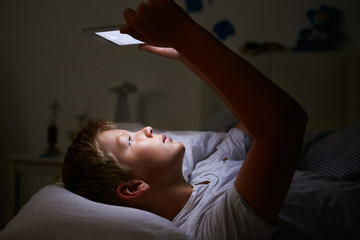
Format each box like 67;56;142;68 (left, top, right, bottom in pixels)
121;0;193;47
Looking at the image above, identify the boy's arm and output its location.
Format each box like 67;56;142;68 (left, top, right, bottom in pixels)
122;0;307;223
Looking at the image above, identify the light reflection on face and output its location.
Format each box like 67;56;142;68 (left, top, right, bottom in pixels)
97;127;185;183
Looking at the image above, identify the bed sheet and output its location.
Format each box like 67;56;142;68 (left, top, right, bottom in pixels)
275;120;360;239
275;170;360;240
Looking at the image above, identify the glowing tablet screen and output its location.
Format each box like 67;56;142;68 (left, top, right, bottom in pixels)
95;30;144;46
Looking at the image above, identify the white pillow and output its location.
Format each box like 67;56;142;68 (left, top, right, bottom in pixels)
0;182;190;240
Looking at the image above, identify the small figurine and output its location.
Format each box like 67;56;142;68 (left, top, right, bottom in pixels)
45;99;61;156
109;81;137;122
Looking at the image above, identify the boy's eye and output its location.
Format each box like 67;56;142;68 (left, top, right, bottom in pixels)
128;136;133;146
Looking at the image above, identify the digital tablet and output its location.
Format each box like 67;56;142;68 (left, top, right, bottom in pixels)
80;24;144;46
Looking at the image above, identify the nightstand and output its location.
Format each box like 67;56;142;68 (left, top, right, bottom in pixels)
7;154;64;221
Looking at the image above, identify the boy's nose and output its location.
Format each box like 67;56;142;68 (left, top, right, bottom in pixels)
144;126;154;137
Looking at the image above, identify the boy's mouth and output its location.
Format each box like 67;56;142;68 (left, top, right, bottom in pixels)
162;134;172;143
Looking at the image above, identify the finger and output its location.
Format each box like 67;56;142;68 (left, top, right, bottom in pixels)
138;45;163;56
138;45;178;59
139;44;156;51
137;2;147;12
120;25;131;34
139;44;165;53
123;8;137;26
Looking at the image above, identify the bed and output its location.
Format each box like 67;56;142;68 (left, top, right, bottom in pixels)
1;118;359;240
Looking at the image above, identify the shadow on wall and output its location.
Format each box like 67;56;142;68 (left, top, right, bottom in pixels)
137;91;168;129
0;62;29;229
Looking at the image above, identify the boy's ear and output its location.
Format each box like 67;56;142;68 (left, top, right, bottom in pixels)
115;180;150;201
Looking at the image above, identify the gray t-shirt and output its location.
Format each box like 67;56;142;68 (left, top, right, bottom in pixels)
172;128;277;239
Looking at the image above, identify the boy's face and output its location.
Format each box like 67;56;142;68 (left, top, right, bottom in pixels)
97;127;185;183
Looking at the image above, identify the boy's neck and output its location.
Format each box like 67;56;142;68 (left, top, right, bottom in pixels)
140;182;193;221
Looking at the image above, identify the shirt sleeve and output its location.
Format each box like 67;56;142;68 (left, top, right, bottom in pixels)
216;128;253;160
196;184;277;240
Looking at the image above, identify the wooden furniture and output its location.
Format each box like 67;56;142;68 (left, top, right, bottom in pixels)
7;154;63;221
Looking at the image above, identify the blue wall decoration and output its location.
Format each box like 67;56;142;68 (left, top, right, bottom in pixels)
184;0;203;13
213;20;235;40
183;0;236;41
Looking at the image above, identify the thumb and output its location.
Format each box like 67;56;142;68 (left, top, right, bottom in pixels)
138;44;164;54
138;44;156;51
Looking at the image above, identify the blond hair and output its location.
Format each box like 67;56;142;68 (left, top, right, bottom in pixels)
62;119;131;206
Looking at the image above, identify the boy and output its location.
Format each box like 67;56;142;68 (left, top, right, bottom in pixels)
62;0;307;239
